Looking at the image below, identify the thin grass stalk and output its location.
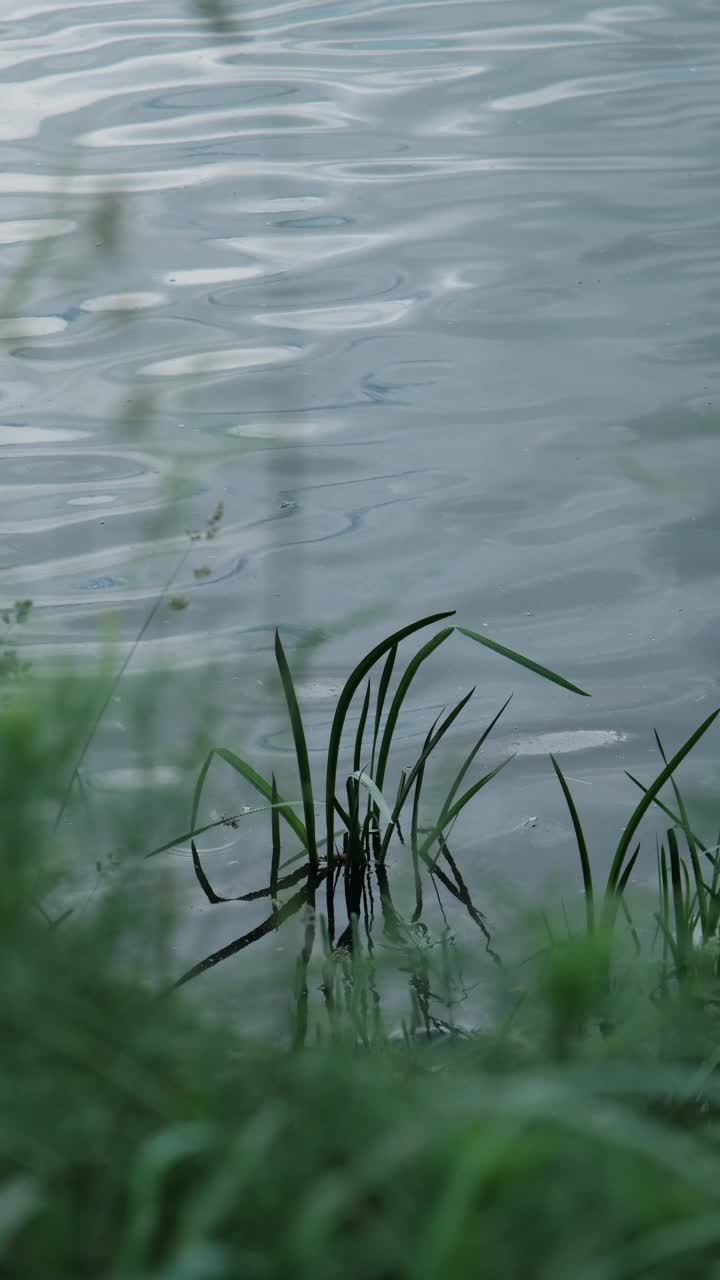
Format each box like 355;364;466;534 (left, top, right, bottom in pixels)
655;731;709;938
352;680;372;791
174;881;320;987
55;545;191;830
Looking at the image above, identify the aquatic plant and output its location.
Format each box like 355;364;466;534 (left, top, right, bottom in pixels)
148;614;588;1011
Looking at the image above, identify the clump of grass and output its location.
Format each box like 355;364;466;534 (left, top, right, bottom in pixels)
151;615;720;1048
149;614;589;1019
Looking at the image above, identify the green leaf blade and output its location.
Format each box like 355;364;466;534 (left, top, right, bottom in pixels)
457;626;590;697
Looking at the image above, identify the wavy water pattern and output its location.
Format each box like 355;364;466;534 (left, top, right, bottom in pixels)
2;0;720;869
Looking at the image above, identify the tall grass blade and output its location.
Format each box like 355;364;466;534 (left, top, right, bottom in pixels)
270;774;281;914
324;611;455;939
442;695;512;818
550;754;594;935
379;688;477;860
353;680;372;777
174;884;315;987
624;773;710;864
604;708;720;907
617;842;641;897
456;626;590;697
374;628;454;794
370;645;397;778
668;827;689;974
350;771;395;829
275;630;318;876
655;731;708;938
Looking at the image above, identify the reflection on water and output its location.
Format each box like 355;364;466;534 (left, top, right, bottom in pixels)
2;0;720;885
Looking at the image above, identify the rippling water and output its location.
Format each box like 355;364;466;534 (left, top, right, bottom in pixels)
3;0;720;897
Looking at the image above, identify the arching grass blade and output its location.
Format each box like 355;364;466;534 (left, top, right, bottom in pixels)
457;626;590;697
370;645;397;779
604;708;720;912
353;680;372;777
374;628;454;794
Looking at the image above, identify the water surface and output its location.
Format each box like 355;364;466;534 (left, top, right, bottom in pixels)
2;0;720;926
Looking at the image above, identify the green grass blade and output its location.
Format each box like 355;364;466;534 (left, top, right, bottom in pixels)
409;715;440;850
443;695;512;817
658;842;669;926
654;731;708;938
370;645;397;779
274;630;318;875
379;688;476;860
605;708;720;902
324;611;455;939
350;771;395;829
270;774;281;914
456;626;590;697
374;628;454;794
709;830;720;935
550;754;594;935
353;680;372;777
668;827;689;972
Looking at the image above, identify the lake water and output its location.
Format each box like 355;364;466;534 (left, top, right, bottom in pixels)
2;0;720;941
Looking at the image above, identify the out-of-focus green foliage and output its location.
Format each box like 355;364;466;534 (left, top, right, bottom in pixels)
5;669;720;1279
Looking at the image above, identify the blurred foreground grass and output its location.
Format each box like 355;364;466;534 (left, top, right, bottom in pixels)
4;664;720;1280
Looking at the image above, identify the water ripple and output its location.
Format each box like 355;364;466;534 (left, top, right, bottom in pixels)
2;0;720;864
